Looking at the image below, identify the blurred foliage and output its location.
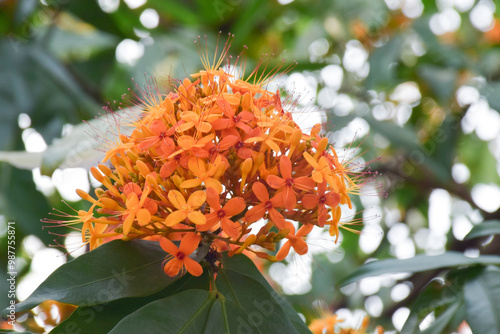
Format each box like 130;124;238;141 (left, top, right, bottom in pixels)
1;0;500;333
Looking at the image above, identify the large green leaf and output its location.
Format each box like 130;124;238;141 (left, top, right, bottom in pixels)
464;267;500;334
341;252;500;285
108;252;310;334
3;239;188;315
51;271;210;334
108;289;252;333
219;253;311;333
465;220;500;240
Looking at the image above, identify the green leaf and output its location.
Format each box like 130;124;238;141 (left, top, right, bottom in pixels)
3;240;182;315
364;35;403;89
421;301;462;334
0;167;52;245
27;46;101;113
465;220;500;240
464;267;500;334
108;290;220;333
51;271;210;334
402;270;469;334
149;0;198;25
417;65;457;103
341;252;500;286
363;115;450;181
110;288;276;333
47;26;118;61
219;253;311;333
481;82;500;113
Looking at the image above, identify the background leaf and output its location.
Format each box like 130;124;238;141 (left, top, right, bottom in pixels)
464;267;500;334
6;240;174;314
341;252;500;285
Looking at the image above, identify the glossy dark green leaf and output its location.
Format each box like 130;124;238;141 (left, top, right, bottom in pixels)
421;301;462;334
401;277;464;333
3;240;178;315
51;271;210;334
108;290;219;333
464;267;500;334
110;288;275;333
464;220;500;240
219;253;311;333
341;252;500;286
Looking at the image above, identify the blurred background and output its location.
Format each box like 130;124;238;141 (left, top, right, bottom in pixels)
1;0;500;332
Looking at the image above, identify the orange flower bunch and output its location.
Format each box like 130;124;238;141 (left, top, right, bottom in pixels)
49;37;367;277
309;314;384;334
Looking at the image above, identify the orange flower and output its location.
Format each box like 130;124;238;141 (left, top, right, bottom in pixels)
199;187;245;238
165;190;206;226
303;152;342;192
276;221;313;260
180;156;226;193
266;155;315;211
137;119;175;154
245;182;286;229
302;181;340;227
212;97;255;132
160;233;203;277
122;185;156;235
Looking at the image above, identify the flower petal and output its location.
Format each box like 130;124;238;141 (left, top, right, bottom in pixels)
163;259;181;277
183;257;203;277
269;208;285;229
245;204;266;223
188;191;207;208
180;178;203;189
221;217;240;239
276;241;292;261
179;232;201;255
136;209;151;226
165;210;187;227
301;194;319;209
223;197;246;217
168;190;186;209
266;175;285;189
188;210;207;225
197;213;219;231
290;238;308;255
293;176;315;191
325;192;341;207
205;187;221;210
279;155;292;178
159;237;179;255
252;182;269;203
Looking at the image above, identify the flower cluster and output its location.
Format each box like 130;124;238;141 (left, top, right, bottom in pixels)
309;313;384;334
47;39;368;277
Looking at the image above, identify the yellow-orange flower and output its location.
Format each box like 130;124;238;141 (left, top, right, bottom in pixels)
165;190;206;226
